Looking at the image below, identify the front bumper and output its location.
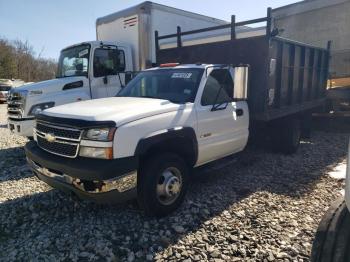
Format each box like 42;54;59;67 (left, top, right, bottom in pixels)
25;141;138;203
8;118;35;137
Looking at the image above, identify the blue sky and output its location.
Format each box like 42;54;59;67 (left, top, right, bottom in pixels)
0;0;299;59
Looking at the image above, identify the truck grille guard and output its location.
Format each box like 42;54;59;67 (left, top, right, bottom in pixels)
7;91;27;119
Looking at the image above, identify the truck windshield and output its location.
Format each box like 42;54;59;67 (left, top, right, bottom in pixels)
57;44;90;78
117;68;204;104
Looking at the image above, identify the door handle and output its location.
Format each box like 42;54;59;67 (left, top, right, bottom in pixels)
236;108;244;116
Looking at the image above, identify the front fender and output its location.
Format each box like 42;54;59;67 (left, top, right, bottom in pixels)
135;127;198;166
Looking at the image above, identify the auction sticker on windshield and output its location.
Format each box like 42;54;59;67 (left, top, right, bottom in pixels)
79;49;89;57
171;73;193;79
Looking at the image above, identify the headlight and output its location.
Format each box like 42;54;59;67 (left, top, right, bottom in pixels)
28;102;55;116
83;127;116;141
79;146;113;159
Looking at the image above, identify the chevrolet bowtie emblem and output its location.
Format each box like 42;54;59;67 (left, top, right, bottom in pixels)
45;133;56;143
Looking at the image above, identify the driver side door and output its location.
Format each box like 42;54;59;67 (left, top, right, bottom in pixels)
90;46;125;99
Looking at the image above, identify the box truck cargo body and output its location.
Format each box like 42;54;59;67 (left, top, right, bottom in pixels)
96;1;229;70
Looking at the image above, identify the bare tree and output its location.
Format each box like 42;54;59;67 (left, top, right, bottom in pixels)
0;37;57;82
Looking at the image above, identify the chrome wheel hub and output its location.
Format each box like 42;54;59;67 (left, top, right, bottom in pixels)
165;176;181;196
157;167;182;205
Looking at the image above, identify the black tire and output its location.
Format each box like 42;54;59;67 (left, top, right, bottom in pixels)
311;197;350;262
137;153;189;217
301;112;312;139
271;116;301;154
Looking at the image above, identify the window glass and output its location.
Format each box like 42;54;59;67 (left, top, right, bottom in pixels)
0;85;11;91
93;49;125;78
118;51;126;72
201;69;233;106
117;69;204;104
57;44;90;78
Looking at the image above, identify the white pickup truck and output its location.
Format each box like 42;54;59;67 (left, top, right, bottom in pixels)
7;1;229;137
311;141;350;262
24;64;249;216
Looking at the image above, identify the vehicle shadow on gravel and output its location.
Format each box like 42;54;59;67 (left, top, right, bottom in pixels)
0;131;349;261
0;146;34;182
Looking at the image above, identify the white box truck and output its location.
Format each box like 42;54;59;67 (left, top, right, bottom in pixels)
7;1;228;137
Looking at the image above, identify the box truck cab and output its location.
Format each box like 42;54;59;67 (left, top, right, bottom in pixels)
7;41;133;136
7;1;228;137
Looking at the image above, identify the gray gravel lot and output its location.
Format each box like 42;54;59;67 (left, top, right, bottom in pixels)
0;103;349;261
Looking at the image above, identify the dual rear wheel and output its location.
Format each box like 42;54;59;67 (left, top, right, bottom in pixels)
270;116;302;154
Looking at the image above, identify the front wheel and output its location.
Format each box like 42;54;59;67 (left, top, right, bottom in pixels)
137;153;189;217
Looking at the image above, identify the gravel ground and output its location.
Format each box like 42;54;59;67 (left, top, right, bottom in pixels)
0;103;349;261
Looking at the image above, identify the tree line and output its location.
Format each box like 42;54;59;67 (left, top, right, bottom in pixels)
0;38;57;82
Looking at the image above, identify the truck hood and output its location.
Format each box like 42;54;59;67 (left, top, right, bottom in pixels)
42;97;185;126
13;76;86;94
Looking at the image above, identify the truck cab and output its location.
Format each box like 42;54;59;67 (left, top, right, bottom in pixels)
7;41;133;137
24;64;249;216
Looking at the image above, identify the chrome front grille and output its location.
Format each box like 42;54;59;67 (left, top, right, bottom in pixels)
7;92;25;119
36;122;81;140
35;121;82;158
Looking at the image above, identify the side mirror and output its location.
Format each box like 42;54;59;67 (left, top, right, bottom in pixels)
125;72;133;85
233;66;249;100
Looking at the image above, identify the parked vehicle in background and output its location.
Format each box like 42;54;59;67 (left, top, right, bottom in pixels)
325;85;350;113
311;141;350;262
0;80;12;103
24;10;331;217
7;1;232;138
